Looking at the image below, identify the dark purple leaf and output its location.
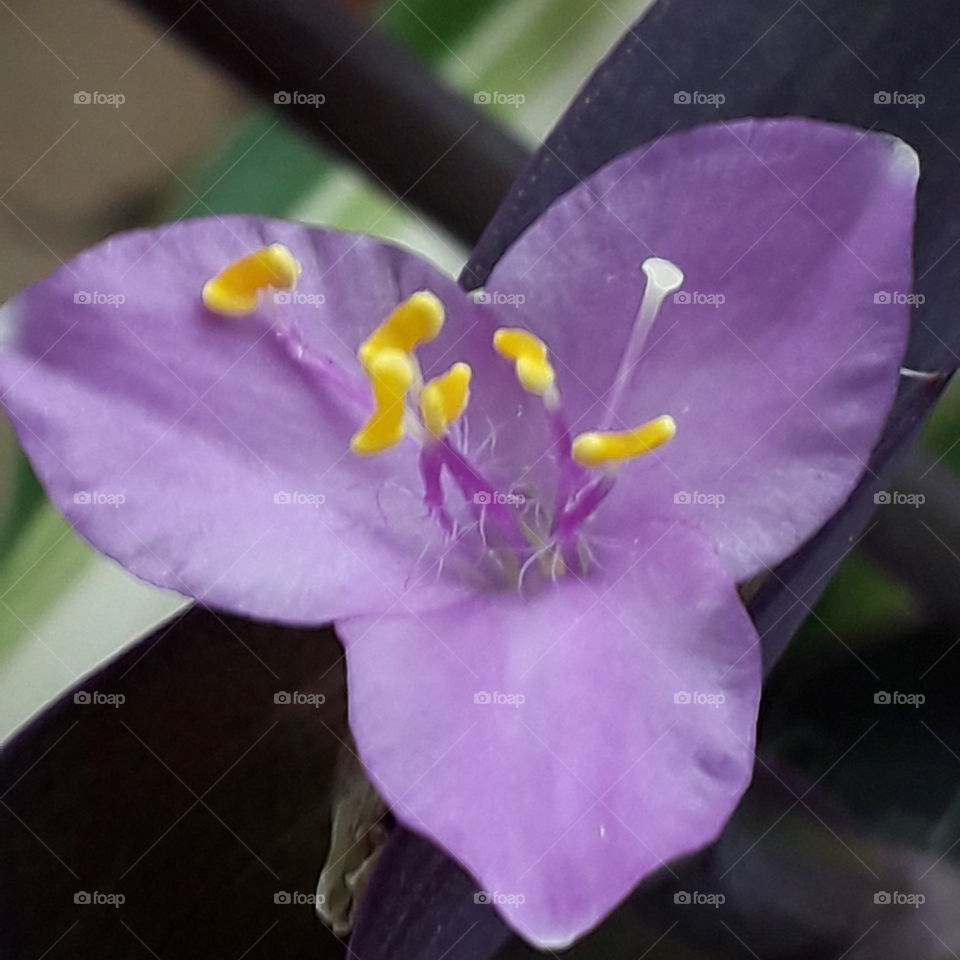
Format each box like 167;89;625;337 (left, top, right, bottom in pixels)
0;607;348;960
349;827;510;960
864;448;960;627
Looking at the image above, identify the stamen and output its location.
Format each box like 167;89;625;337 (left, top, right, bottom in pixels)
571;415;676;467
420;362;472;438
202;244;301;316
553;473;616;543
358;291;444;372
436;438;529;553
419;447;455;535
350;348;415;456
493;328;558;406
600;257;683;427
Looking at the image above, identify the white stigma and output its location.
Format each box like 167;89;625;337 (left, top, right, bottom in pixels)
601;256;684;428
641;256;685;302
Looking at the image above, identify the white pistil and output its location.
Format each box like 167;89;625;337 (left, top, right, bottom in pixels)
601;256;683;428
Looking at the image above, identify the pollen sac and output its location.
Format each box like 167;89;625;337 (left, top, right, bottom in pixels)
358;291;445;372
572;415;677;467
350;348;415;456
420;362;472;437
492;328;556;398
201;243;301;316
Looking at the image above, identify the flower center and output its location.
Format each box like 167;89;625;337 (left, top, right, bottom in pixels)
346;257;685;584
201;247;683;589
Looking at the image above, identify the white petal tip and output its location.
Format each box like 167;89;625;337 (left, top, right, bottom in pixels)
889;137;920;185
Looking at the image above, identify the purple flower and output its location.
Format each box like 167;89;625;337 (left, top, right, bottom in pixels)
0;118;917;947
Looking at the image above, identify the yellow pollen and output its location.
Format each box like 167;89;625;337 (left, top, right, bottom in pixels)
350;348;415;456
420;362;472;437
358;291;445;372
201;243;301;316
493;328;555;397
571;415;677;467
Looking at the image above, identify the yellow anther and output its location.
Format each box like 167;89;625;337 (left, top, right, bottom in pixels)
358;291;445;372
493;327;556;397
350;349;415;456
201;243;301;316
571;415;677;467
420;362;472;437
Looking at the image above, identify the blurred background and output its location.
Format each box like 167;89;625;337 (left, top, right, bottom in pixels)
3;0;960;957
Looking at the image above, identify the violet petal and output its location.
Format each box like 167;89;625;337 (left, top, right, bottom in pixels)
338;520;760;947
